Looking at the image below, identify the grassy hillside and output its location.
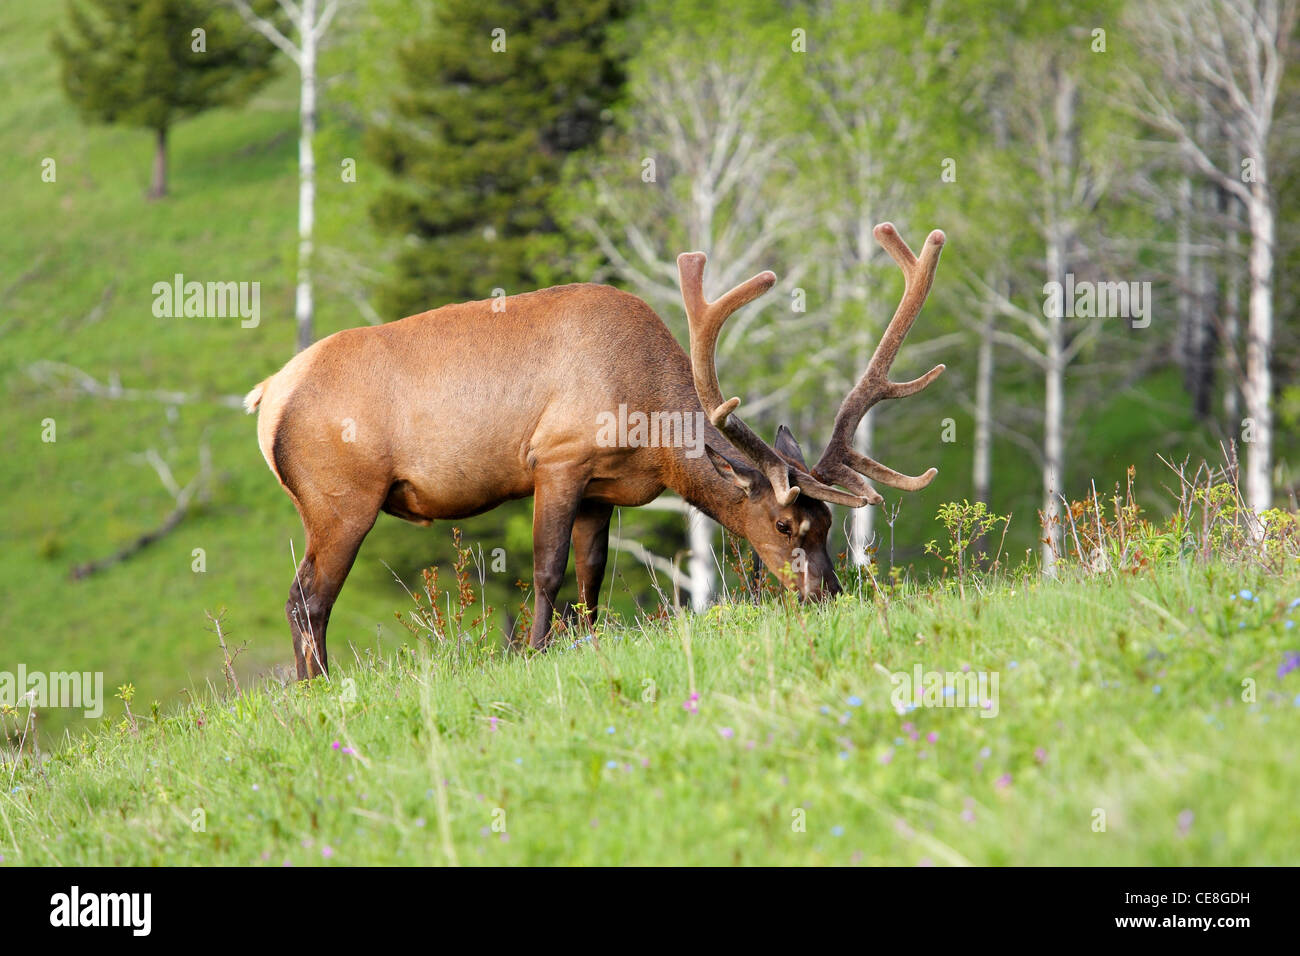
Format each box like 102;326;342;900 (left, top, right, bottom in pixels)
3;559;1298;865
0;3;462;738
0;1;1256;745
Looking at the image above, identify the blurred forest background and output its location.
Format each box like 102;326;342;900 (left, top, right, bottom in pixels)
2;0;1297;737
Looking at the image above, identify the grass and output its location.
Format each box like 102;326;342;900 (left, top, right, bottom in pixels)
3;1;1278;745
2;0;1297;871
3;551;1298;866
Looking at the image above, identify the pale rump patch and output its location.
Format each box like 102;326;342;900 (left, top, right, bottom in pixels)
249;344;322;492
243;381;266;414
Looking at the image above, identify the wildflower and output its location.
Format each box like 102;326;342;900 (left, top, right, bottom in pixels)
1277;652;1300;679
995;773;1012;789
321;846;334;859
879;749;894;765
961;808;976;824
1034;747;1048;764
1177;810;1194;837
847;695;863;707
719;727;735;739
606;726;615;735
927;731;939;744
331;741;340;751
682;692;700;714
606;760;618;769
831;826;845;837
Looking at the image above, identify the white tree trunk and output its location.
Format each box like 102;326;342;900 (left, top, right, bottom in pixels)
1243;184;1274;513
848;407;874;565
687;506;715;612
973;291;995;506
1175;174;1193;378
1041;67;1074;571
1042;305;1065;570
1223;200;1241;426
295;0;317;353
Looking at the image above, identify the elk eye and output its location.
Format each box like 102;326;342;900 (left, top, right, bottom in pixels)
776;520;792;537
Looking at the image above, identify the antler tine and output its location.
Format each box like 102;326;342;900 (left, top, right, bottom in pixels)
677;251;801;506
808;223;947;501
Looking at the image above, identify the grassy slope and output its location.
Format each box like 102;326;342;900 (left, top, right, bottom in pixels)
0;1;1268;745
0;3;436;736
3;561;1298;865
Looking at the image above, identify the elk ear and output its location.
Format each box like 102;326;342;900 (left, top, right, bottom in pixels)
773;425;809;471
705;445;758;495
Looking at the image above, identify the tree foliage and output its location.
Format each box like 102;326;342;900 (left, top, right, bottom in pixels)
53;0;279;195
367;0;630;317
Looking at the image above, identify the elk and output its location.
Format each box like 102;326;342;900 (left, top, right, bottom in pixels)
245;223;947;679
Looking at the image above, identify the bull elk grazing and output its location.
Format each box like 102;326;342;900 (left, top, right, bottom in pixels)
246;223;948;679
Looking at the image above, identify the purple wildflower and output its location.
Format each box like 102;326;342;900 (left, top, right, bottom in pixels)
1277;651;1300;679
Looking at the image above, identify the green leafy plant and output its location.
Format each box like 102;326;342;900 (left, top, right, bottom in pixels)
925;500;1010;597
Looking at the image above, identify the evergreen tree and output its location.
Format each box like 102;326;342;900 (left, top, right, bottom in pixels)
367;0;629;317
53;0;279;198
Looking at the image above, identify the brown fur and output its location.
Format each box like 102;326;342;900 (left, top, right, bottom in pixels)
251;230;946;678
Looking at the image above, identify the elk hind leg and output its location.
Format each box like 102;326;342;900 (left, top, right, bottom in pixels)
571;500;614;629
286;509;378;680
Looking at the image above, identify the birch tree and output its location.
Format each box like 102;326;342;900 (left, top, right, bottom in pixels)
1124;0;1298;512
563;36;808;609
229;0;341;353
798;0;945;566
974;43;1117;570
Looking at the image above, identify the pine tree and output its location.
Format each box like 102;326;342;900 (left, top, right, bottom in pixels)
367;0;628;317
53;0;279;199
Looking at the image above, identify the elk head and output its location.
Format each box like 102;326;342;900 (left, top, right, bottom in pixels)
677;222;948;600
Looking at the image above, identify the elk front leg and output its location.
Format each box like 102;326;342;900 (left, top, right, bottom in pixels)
571;500;614;628
529;469;585;650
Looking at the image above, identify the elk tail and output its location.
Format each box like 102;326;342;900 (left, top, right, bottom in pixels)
243;379;269;414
